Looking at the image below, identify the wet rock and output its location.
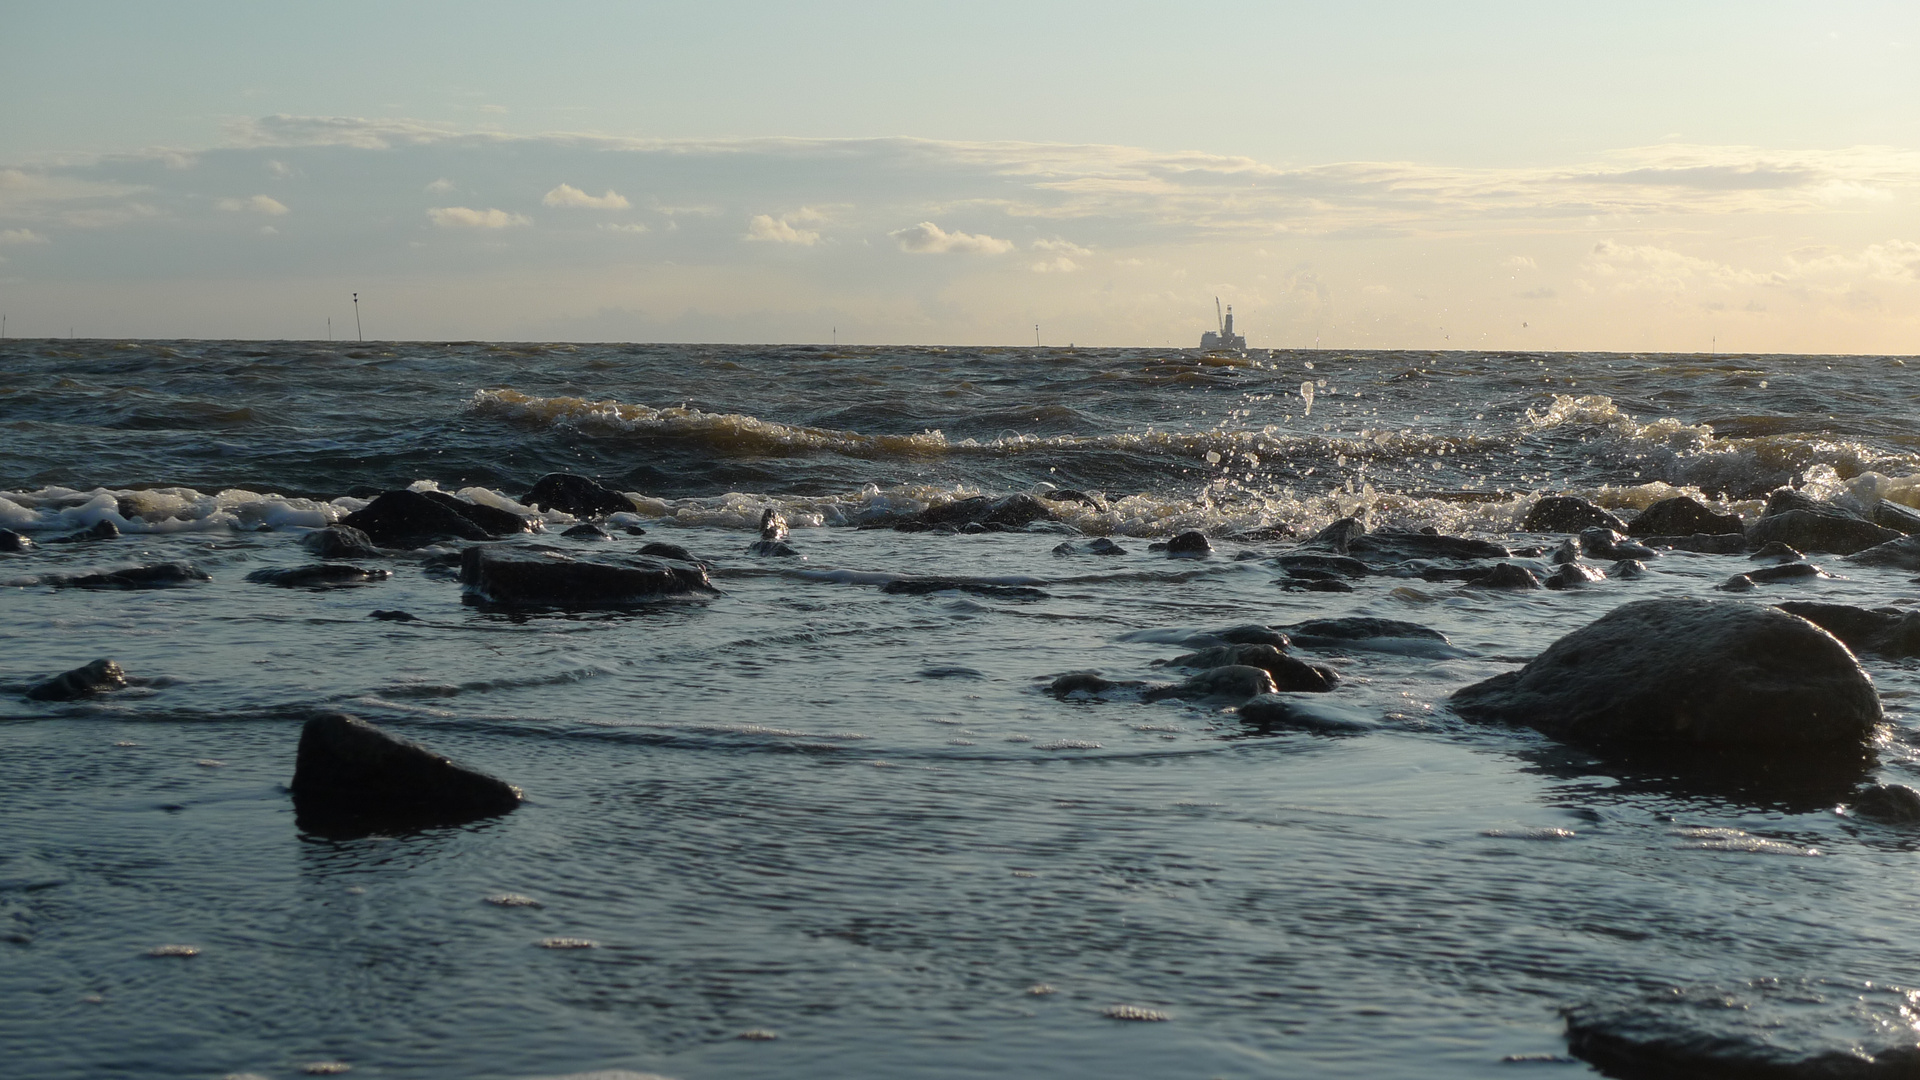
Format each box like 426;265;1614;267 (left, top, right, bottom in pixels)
622;525;649;537
0;528;32;552
1579;528;1657;560
914;493;1056;530
1643;532;1751;554
1468;562;1542;589
1718;574;1756;592
1348;531;1510;561
1544;562;1605;590
301;525;382;560
1272;552;1369;577
1852;782;1920;823
561;523;613;541
1165;531;1212;557
1627;495;1743;537
1238;695;1379;734
747;538;799;557
48;520;120;544
1608;559;1648;580
1763;487;1828;517
1869;499;1920;535
1142;665;1279;703
369;609;418;622
746;511;798;556
245;564;392;589
1046;672;1141;698
340;490;518;549
25;659;128;702
1748;541;1804;563
522;473;635;518
638;542;706;566
1847;535;1920;571
418;490;529;536
1549;539;1581;565
459;546;717;609
1774;601;1920;658
1168;644;1339;692
1300;516;1366;554
1174;625;1292;650
290;712;521;834
1282;577;1355;592
1039;488;1102;508
54;563;210;589
1747;508;1900;555
1088;537;1126;555
882;578;1049;599
1745;561;1826;584
1281;618;1466;657
1450;597;1883;748
1523;496;1629;534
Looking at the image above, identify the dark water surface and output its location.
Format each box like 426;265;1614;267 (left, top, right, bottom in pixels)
4;340;1920;1079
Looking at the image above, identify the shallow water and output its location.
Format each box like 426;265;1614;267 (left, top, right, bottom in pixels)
4;340;1920;1078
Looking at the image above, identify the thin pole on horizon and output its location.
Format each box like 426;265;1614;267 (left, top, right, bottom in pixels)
328;317;332;341
353;293;363;342
1035;324;1040;348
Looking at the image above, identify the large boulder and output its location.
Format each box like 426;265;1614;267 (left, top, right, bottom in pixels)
1869;499;1920;535
301;525;382;560
1626;495;1743;537
1450;598;1881;747
290;712;521;834
1774;601;1920;658
460;546;717;609
907;493;1057;531
53;563;210;589
340;489;530;549
26;659;128;702
523;473;635;518
1523;496;1629;534
1167;644;1338;692
1848;535;1920;571
1746;509;1900;555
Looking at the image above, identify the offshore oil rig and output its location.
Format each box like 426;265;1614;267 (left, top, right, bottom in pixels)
1199;297;1246;352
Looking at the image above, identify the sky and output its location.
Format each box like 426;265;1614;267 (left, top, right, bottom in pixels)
1;0;1917;351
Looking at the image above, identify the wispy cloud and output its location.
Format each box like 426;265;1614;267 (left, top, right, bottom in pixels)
0;228;49;245
543;183;630;210
427;206;530;229
745;213;819;245
891;221;1012;254
215;194;289;215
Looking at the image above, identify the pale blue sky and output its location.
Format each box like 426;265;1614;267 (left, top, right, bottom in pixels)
2;1;1917;348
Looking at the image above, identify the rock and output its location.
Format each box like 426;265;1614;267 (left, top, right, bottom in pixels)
882;578;1049;599
757;508;789;543
561;523;612;541
1142;665;1279;703
915;493;1056;530
369;609;418;622
1869;499;1920;535
1746;509;1900;555
1579;528;1657;560
0;528;32;552
1549;539;1580;565
1762;487;1829;517
1469;562;1542;589
1165;531;1212;557
245;564;391;589
1847;535;1920;571
459;546;717;609
1348;531;1510;561
340;490;511;549
1087;537;1126;555
1040;489;1102;508
48;520;120;544
25;659;128;702
1544;562;1606;590
1046;672;1141;698
522;473;635;518
54;563;210;589
289;712;521;834
1301;517;1366;554
1450;598;1882;747
1609;559;1649;580
1852;782;1920;823
622;525;649;537
1745;561;1826;583
1718;574;1756;592
1645;532;1751;554
1523;496;1629;534
1748;541;1804;563
1237;695;1379;734
747;538;799;557
1627;496;1743;537
1210;625;1292;648
1282;577;1355;592
1273;552;1369;577
417;490;529;536
1167;644;1338;692
1774;601;1920;658
301;525;382;560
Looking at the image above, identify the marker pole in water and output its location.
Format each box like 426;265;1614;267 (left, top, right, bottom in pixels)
1035;324;1040;347
327;317;332;341
353;293;362;342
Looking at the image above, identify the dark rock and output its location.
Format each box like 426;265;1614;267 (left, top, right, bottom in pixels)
638;542;706;566
1281;618;1466;657
1040;489;1102;508
1627;495;1743;537
340;490;500;549
1143;665;1279;703
301;525;382;560
1046;672;1140;698
622;525;649;537
1869;499;1920;535
245;564;391;589
1222;524;1297;543
0;528;32;552
1282;577;1356;592
1745;561;1826;583
747;539;799;557
1469;562;1542;590
1609;559;1648;580
459;546;717;609
758;508;789;543
1523;496;1629;534
1748;541;1804;563
916;493;1056;530
26;659;128;702
1089;537;1126;555
1549;539;1581;565
1775;601;1920;658
1212;625;1291;648
55;563;210;589
1544;562;1605;590
1165;531;1212;557
1762;487;1832;518
561;523;613;540
523;473;634;518
1747;509;1900;555
1450;597;1882;747
1348;531;1510;561
1718;574;1756;592
882;578;1049;599
1237;695;1379;734
417;490;530;537
1847;535;1920;571
48;520;120;544
1579;528;1657;560
1168;644;1339;692
1273;552;1369;577
1852;782;1920;823
369;609;418;622
1644;532;1751;554
290;712;521;834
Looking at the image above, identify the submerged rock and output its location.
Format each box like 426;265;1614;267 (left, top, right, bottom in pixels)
1237;695;1379;734
25;659;129;702
1450;598;1882;748
1142;665;1279;703
1748;541;1805;563
1523;496;1629;534
459;546;717;608
1627;495;1743;537
1745;561;1826;584
1167;644;1339;692
290;712;521;834
1644;533;1750;554
902;493;1056;531
1775;601;1920;658
1467;562;1542;590
48;520;120;544
1273;552;1369;577
1747;508;1900;555
245;564;391;589
1281;618;1463;657
1348;530;1510;562
0;528;32;552
368;609;418;622
882;577;1049;599
1055;537;1128;556
53;563;210;589
1164;531;1212;557
301;525;382;560
638;541;706;566
561;523;613;541
522;473;635;518
1544;562;1606;590
1046;672;1143;698
340;489;528;549
1852;782;1920;823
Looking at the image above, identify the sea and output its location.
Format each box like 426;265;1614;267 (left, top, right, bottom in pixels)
3;339;1920;1080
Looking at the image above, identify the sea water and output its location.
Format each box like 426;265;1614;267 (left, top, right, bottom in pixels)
3;340;1920;1079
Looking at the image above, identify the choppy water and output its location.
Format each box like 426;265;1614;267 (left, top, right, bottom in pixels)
4;339;1920;1079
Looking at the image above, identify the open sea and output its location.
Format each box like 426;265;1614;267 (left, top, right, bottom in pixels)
4;339;1920;1080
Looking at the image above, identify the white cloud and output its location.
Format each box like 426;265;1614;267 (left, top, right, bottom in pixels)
425;178;457;194
1030;257;1079;273
597;222;651;234
427;206;530;229
745;213;820;245
891;221;1012;254
215;194;289;216
0;229;49;245
1032;237;1091;256
543;183;631;210
266;160;294;178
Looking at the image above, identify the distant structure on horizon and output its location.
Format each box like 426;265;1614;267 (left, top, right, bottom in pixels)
1200;297;1246;352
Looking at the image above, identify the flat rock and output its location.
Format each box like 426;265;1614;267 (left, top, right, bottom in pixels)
1468;562;1542;589
1847;535;1920;571
459;546;717;608
883;577;1048;599
1627;495;1743;537
1167;644;1338;692
1869;499;1920;535
1237;695;1379;734
48;520;121;544
637;541;706;566
1775;601;1920;658
1272;552;1369;577
1644;532;1751;554
523;473;635;518
341;490;523;549
1747;509;1900;555
290;712;521;834
1281;617;1465;657
245;564;391;589
1142;665;1279;703
1745;561;1826;583
1348;530;1509;561
301;525;382;560
912;493;1056;530
52;563;210;589
1450;597;1881;747
26;659;128;702
1523;496;1629;534
1749;541;1804;563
